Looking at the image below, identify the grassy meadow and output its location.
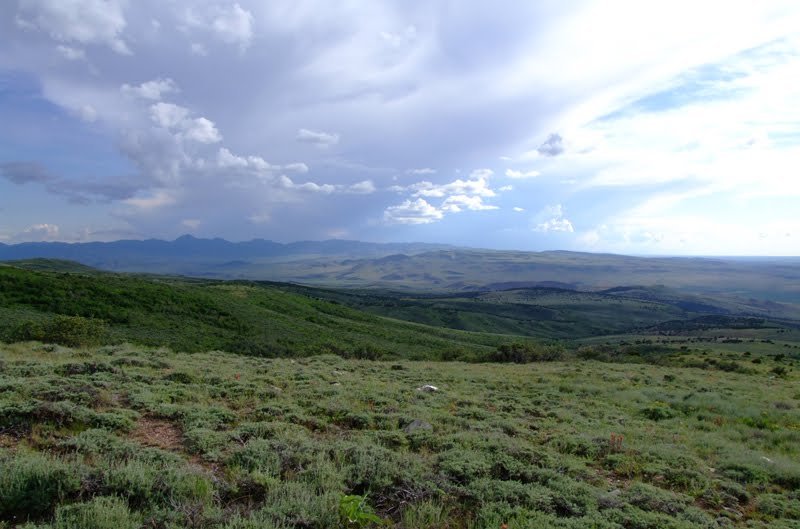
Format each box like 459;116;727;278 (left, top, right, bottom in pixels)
1;342;799;529
1;259;799;528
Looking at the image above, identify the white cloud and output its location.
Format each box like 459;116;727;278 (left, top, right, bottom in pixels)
296;128;340;147
441;194;498;213
498;185;513;192
150;102;189;128
535;218;574;233
17;0;130;54
534;204;574;233
284;162;309;173
407;175;496;199
184;117;222;144
123;190;176;210
513;207;524;212
277;174;334;194
13;223;60;242
181;218;201;230
407;167;436;175
210;3;254;49
383;198;443;225
149;103;221;144
347;180;376;194
55;44;85;60
181;3;254;50
505;168;541;179
122;79;179;101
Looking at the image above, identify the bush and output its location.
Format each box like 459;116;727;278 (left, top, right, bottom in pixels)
0;453;83;521
486;342;564;363
12;316;107;347
54;496;140;529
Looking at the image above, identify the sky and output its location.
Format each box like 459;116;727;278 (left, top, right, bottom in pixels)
1;1;799;255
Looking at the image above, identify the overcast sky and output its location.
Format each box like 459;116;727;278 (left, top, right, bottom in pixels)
1;1;799;255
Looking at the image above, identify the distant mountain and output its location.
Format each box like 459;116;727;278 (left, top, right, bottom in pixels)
0;235;454;272
2;238;799;312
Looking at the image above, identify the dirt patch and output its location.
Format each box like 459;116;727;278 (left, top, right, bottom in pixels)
131;417;184;451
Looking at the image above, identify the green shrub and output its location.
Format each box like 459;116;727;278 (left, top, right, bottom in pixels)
622;483;690;516
0;453;83;521
486;342;564;363
45;315;107;347
54;496;139;529
640;403;677;421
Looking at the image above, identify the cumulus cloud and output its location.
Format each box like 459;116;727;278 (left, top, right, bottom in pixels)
383;198;443;225
13;223;60;242
407;168;436;175
534;204;574;233
505;168;540;179
149;103;222;144
122;79;179;101
537;133;565;157
284;163;309;173
347;180;376;194
441;195;498;213
17;0;131;54
296;128;340;147
405;175;495;199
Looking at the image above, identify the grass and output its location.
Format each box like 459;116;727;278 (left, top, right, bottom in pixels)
1;341;799;528
0;265;537;359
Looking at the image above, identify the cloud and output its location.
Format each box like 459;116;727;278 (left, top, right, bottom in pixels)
211;3;254;49
123;190;177;210
383;198;443;225
181;218;201;230
406;175;496;199
55;44;85;60
441;194;498;213
17;0;131;54
1;160;143;204
13;223;60;242
505;168;541;179
533;204;574;233
296;128;340;147
498;185;513;191
3;2;800;248
0;162;54;184
537;133;564;157
150;103;222;144
513;207;524;212
347;180;376;194
284;163;309;173
122;79;179;101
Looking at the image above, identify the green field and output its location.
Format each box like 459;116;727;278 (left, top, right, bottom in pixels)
0;263;538;360
1;259;799;528
1;342;798;529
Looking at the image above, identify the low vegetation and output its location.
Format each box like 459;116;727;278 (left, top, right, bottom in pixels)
0;265;531;360
1;341;799;528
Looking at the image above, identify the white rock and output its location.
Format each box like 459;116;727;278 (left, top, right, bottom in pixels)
417;385;438;392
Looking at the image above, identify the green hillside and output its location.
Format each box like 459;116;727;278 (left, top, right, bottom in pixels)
0;263;536;360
